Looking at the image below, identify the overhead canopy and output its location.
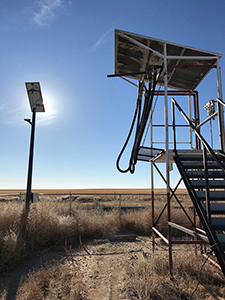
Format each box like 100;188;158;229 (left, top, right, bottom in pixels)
114;29;221;91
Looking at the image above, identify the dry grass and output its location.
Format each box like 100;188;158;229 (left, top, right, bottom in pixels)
1;247;224;299
0;195;193;274
0;193;225;299
126;251;225;299
0;262;87;300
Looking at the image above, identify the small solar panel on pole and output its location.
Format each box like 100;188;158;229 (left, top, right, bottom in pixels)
25;82;45;209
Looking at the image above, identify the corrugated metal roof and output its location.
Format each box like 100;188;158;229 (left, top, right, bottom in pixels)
115;29;221;91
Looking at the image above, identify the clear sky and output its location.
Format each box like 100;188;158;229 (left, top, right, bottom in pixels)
0;0;225;190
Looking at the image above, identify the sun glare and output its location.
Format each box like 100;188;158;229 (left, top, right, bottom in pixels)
37;90;59;125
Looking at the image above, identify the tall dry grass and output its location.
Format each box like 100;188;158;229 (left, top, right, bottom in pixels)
126;252;225;299
0;197;192;273
0;262;87;300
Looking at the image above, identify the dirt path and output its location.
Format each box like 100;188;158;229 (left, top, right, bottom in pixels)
0;236;167;300
70;236;153;300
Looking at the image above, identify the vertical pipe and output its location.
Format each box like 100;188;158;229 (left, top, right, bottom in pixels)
25;107;36;209
188;94;192;148
194;92;201;149
164;43;173;279
172;101;176;151
150;107;155;252
216;57;225;151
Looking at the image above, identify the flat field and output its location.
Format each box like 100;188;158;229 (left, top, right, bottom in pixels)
0;189;224;300
0;188;188;195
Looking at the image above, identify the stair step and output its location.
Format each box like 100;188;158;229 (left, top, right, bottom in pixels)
191;179;225;189
217;234;225;248
179;155;207;161
201;203;225;214
211;218;225;230
186;170;225;179
182;161;223;169
179;154;225;162
196;190;225;200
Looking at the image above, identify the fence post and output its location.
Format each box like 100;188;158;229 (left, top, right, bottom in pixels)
119;194;121;216
69;192;72;214
19;192;22;204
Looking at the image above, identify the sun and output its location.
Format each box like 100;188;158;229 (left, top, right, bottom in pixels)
37;89;60;125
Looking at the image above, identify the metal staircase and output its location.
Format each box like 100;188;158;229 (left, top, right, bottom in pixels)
173;148;225;275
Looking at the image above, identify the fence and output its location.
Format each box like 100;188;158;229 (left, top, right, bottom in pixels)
0;191;190;214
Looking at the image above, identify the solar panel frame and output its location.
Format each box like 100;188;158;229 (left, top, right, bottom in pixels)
114;29;221;91
25;82;45;113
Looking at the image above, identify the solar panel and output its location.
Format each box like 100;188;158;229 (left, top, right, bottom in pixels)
114;29;221;90
25;82;45;112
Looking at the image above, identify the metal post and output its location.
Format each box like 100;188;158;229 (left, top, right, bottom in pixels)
25;106;36;209
216;56;225;151
172;101;176;150
69;191;72;214
164;43;173;279
188;94;193;148
119;194;122;217
150;107;155;252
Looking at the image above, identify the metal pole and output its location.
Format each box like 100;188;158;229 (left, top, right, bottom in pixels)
119;194;122;218
188;94;193;148
216;56;225;151
69;191;72;214
25;106;36;209
150;106;155;252
164;43;173;280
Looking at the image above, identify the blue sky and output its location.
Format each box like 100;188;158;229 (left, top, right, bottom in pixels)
0;0;225;189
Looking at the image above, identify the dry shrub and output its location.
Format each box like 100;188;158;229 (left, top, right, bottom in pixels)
173;252;225;298
126;251;225;300
120;208;152;235
0;203;26;272
16;262;87;300
0;203;22;233
0;199;196;274
0;202;121;272
71;207;120;238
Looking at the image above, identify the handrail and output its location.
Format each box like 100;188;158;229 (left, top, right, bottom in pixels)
171;97;225;173
217;98;225;106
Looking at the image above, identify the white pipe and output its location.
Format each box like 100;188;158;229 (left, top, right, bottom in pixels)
117;32;164;58
164;43;169;193
196;111;218;129
166;55;218;60
216;56;225;151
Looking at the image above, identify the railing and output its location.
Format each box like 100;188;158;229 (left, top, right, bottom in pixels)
171;97;225;173
171;97;225;258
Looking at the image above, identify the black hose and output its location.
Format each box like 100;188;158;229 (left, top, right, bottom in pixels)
116;65;163;174
116;104;140;173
